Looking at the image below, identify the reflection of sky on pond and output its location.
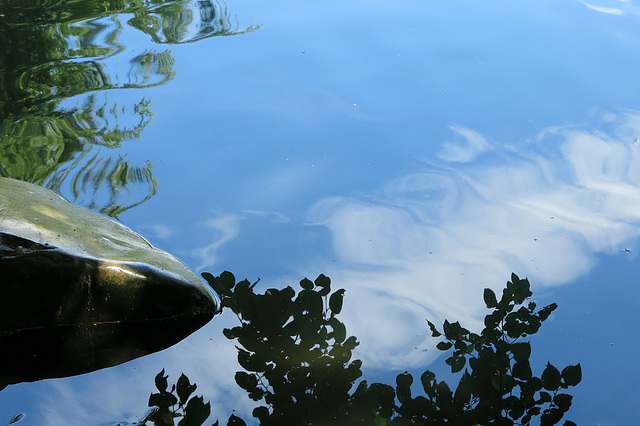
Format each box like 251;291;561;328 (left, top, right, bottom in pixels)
4;0;640;424
308;112;640;361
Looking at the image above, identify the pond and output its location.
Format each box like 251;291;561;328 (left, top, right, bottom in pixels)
1;0;640;424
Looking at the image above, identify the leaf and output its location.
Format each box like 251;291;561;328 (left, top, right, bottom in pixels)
154;369;168;393
503;395;522;414
453;338;468;352
343;335;359;350
396;372;413;404
176;373;197;405
510;342;531;362
234;279;251;295
522;406;541;425
237;348;266;372
427;320;442;337
223;326;241;340
512;277;532;304
483;288;498;308
315;273;331;287
300;278;314;290
420;370;437;396
524;376;543;393
367;383;396;418
561;364;582;387
148;389;177;408
329;289;346;315
448;355;466;373
503;318;526;339
178;396;211;426
315;273;332;296
512;361;532;380
328;316;347;344
484;310;503;332
280;286;296;302
247;386;266;402
537;391;552;404
442;320;460;340
235;371;258;392
453;371;472;405
219;271;236;289
538;303;558;322
542;363;562;391
540;407;564;425
253;406;270;421
200;271;215;283
436;381;452;400
202;272;233;297
436;341;453;351
296;289;324;318
553;393;573;412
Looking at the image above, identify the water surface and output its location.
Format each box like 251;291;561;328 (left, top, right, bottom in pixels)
2;0;640;424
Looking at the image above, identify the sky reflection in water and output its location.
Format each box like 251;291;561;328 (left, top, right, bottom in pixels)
26;110;640;425
308;111;640;366
3;0;640;425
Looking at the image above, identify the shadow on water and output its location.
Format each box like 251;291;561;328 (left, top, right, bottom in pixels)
127;272;582;426
0;0;259;218
0;316;213;391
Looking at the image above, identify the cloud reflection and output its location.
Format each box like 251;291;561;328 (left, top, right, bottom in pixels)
308;110;640;369
192;214;241;271
582;0;640;15
438;125;493;162
583;2;624;14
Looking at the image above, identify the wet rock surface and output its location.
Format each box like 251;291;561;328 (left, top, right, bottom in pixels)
0;177;219;385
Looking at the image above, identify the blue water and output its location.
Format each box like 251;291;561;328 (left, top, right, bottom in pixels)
3;0;640;424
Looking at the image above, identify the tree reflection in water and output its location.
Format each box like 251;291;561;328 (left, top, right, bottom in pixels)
145;272;581;425
0;0;258;217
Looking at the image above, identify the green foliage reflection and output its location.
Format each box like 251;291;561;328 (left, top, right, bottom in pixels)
164;272;579;425
0;0;258;217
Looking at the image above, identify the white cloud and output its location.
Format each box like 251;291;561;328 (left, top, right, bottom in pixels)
437;125;493;162
191;214;241;271
581;0;640;15
583;2;624;14
307;111;640;369
138;223;174;239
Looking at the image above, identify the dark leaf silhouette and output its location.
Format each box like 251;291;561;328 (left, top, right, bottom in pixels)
132;273;585;424
147;370;210;426
195;271;581;425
